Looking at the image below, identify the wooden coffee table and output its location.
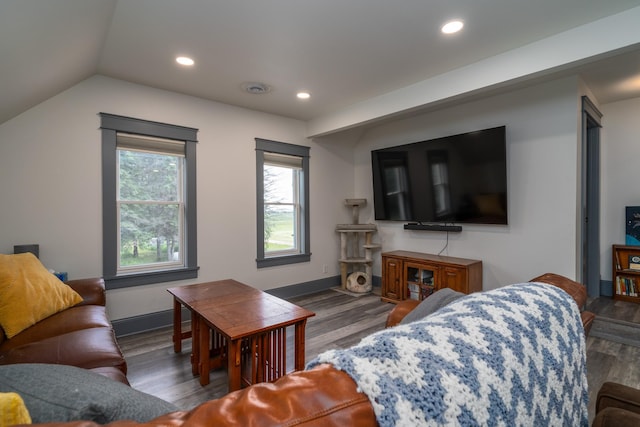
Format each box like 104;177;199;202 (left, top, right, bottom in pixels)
167;279;315;390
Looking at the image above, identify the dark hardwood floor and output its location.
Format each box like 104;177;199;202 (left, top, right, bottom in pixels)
585;296;640;422
117;289;640;423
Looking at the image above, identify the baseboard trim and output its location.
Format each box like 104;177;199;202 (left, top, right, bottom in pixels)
112;308;188;338
112;275;378;337
266;275;340;299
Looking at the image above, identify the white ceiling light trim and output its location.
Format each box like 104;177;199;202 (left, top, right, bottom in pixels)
441;20;464;34
297;91;311;100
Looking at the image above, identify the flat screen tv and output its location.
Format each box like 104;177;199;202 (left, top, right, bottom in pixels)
371;126;507;225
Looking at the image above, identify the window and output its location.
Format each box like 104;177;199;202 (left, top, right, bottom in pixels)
256;138;310;268
100;113;198;289
117;135;185;273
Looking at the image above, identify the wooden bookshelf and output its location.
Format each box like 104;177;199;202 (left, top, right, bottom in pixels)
612;244;640;304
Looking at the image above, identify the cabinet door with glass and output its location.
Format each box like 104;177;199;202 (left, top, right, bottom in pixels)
404;262;439;300
380;250;482;303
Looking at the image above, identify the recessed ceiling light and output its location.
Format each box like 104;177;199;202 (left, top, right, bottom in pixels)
241;82;272;94
441;20;464;34
297;92;311;100
176;56;195;66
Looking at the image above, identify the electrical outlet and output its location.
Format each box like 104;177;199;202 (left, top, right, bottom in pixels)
322;264;328;274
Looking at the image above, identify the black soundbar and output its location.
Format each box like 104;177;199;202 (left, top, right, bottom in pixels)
403;223;462;232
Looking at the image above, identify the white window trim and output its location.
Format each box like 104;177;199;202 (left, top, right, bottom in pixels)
263;174;301;257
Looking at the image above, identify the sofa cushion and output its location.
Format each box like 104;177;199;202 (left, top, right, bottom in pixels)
0;305;111;352
399;287;464;324
0;253;82;338
0;364;178;423
88;367;130;385
0;327;127;374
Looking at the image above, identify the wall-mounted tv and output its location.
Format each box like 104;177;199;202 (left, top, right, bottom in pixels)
371;126;507;225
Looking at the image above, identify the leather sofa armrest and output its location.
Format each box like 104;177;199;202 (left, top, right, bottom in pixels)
581;311;596;336
530;273;587;309
596;382;640;415
530;273;595;336
26;364;376;427
385;299;420;328
593;407;640;427
65;278;106;306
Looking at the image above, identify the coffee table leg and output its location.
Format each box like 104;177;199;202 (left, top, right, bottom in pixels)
172;298;182;353
294;320;308;371
191;312;200;376
228;338;242;391
198;317;211;386
198;316;211;385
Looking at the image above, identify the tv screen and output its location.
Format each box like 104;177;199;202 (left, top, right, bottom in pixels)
371;126;507;225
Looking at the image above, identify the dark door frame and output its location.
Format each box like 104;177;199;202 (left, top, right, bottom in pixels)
581;96;603;297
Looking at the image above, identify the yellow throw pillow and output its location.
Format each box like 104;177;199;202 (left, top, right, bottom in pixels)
0;253;83;338
0;392;31;426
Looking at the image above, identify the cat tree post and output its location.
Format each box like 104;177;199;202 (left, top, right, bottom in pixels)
336;199;381;293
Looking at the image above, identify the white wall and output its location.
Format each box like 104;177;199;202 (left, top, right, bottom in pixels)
0;76;355;320
600;97;640;283
341;77;583;289
2;72;618;321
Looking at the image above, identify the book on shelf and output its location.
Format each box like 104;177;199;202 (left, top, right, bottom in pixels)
630;254;640;270
616;276;638;297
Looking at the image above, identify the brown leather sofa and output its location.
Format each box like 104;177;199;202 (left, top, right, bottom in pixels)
23;273;594;427
0;278;128;385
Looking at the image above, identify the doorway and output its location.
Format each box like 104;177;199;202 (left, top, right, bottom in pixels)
581;96;603;297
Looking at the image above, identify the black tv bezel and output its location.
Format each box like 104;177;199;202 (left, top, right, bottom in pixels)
371;126;508;226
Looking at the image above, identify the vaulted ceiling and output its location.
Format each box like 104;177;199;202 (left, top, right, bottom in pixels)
2;0;640;135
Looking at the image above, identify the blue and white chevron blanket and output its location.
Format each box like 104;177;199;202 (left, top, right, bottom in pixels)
307;283;588;426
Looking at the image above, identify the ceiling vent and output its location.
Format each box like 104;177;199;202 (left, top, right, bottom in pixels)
241;82;272;94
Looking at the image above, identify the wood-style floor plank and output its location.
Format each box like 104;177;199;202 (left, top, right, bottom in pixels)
118;290;640;424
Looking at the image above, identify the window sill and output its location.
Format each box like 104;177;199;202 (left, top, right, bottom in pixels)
256;253;311;268
105;267;199;289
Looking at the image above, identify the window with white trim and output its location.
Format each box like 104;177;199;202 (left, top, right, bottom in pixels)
256;138;310;268
100;113;198;289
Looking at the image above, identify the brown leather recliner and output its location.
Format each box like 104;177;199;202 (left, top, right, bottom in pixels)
593;382;640;427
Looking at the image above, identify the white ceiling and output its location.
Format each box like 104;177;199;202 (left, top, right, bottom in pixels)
2;0;640;132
